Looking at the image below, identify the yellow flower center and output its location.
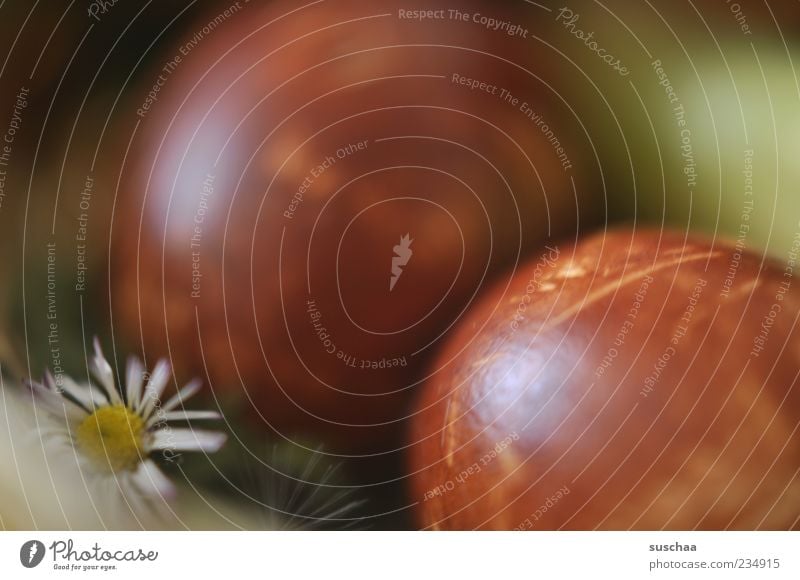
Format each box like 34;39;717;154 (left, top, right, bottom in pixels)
76;405;145;472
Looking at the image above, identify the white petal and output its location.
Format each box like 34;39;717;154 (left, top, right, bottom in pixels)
164;410;221;421
42;370;59;392
149;428;226;453
139;360;171;417
115;470;150;520
91;338;122;405
125;356;145;408
130;459;176;500
161;379;202;412
27;379;85;419
59;376;106;411
33;395;85;425
25;424;72;445
43;370;84;402
147;409;220;428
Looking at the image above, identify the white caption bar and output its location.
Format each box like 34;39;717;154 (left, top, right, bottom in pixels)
0;531;797;578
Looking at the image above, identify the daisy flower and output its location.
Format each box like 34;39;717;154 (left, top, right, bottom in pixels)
27;338;226;504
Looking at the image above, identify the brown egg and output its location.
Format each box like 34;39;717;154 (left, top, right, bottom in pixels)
409;228;800;529
111;0;602;450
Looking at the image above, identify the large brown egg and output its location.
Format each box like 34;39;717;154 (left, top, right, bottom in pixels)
111;0;602;450
409;228;800;529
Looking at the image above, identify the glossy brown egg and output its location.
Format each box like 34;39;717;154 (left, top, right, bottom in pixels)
409;228;800;529
111;0;602;450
